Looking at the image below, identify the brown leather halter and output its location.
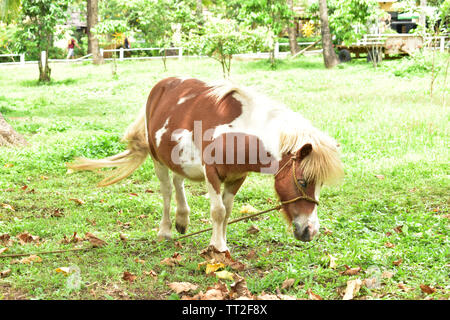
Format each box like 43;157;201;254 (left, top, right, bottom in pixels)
275;156;319;206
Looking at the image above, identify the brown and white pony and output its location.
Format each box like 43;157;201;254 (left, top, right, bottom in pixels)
68;77;343;252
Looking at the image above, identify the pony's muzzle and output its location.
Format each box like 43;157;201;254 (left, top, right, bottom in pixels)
293;221;317;242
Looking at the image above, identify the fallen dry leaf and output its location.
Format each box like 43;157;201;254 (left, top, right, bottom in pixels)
0;234;13;246
247;225;260;234
397;282;412;292
119;233;128;242
61;232;83;244
374;174;385;180
17;232;40;245
392;259;403;266
143;270;158;280
122;271;137;283
55;267;72;276
306;288;323;300
328;254;337;269
51;209;64;217
168;282;198;294
69;198;85;205
323;226;333;235
185;282;229;300
200;246;246;271
363;277;380;289
129;193;138;197
20;254;42;264
340;265;362;276
281;278;295;290
393;225;403;234
384;242;395;248
420;284;436;294
134;258;145;264
205;262;225;274
1;269;11;278
85;232;107;247
4;163;14;168
215;270;234;281
256;293;279;300
1;203;15;211
246;249;257;260
0;247;8;255
381;271;394;279
343;279;362;300
230;274;252;299
161;252;183;266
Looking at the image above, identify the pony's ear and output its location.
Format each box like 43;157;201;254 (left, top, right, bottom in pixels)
296;143;313;159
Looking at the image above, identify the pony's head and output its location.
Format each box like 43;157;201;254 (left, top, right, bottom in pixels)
274;124;344;242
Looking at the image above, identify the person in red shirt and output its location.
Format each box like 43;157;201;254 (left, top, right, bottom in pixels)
66;38;80;59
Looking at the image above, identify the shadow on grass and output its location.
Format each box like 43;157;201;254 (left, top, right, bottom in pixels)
20;78;79;87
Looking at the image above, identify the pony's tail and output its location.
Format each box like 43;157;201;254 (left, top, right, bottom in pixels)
67;107;149;187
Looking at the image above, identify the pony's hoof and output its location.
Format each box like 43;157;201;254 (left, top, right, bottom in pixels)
157;232;172;241
175;223;188;234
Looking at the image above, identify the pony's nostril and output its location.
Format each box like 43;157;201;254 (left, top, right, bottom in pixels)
293;222;314;242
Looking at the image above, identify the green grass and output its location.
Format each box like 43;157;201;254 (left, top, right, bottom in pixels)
0;55;448;300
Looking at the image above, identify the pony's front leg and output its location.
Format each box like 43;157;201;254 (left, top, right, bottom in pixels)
222;176;247;244
204;166;228;252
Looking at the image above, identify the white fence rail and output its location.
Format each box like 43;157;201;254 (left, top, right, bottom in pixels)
0;36;447;66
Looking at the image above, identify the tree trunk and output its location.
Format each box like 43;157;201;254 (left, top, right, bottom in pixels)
287;0;300;55
419;0;427;29
0;112;27;147
87;0;103;65
318;0;339;69
196;0;203;20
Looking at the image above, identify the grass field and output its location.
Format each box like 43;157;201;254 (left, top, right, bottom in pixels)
0;55;448;300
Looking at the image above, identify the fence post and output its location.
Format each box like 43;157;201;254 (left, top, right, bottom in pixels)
100;48;104;58
274;42;279;58
178;47;183;59
20;53;25;65
440;36;445;53
119;47;124;61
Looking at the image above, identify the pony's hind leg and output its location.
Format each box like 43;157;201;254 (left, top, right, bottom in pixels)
154;161;173;240
173;173;190;234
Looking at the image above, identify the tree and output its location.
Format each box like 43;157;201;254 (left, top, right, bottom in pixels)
15;0;70;82
0;0;21;23
318;0;339;68
226;0;292;68
0;0;27;147
185;19;267;78
87;0;103;64
287;0;300;55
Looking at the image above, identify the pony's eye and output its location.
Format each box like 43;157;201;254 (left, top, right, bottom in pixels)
297;179;307;188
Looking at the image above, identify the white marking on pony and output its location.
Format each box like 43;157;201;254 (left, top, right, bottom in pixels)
177;93;197;105
171;128;204;180
155;118;170;148
292;184;321;238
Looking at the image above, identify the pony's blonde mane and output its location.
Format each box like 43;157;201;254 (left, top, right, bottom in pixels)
279;115;344;185
206;80;344;185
